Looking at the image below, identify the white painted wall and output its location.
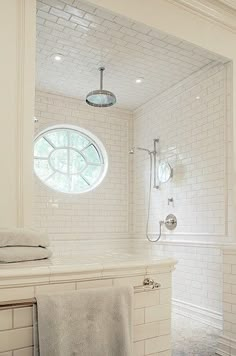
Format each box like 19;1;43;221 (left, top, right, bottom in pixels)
0;0;35;227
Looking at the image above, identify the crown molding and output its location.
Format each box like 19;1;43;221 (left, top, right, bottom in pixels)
167;0;236;33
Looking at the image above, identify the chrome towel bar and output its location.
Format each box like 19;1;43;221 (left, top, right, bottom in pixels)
0;278;161;310
0;298;35;310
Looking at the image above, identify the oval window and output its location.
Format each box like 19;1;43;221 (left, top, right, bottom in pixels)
34;125;108;194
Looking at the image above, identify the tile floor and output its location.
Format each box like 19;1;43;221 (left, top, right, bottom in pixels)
172;313;222;356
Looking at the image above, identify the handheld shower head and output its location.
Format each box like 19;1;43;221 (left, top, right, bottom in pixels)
129;147;151;155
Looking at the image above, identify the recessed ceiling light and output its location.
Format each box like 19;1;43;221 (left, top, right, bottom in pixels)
136;77;144;84
53;54;63;61
196;96;200;100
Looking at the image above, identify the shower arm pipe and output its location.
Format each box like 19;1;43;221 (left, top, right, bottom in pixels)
99;67;104;90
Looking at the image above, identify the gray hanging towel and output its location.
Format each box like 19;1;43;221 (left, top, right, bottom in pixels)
35;286;133;356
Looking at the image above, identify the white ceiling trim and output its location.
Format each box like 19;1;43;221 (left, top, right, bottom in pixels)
167;0;236;33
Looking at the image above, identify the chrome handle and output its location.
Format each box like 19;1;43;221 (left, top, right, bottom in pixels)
143;277;161;289
165;214;177;230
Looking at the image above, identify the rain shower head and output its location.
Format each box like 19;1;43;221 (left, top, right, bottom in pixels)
86;67;116;108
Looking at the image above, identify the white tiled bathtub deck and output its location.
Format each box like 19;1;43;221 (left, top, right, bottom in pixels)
0;255;176;355
0;253;223;356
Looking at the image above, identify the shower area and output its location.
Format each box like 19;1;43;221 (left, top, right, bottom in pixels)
129;139;177;242
32;0;234;354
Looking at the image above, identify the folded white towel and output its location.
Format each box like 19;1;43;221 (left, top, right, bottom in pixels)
0;246;51;263
0;228;49;248
35;286;133;356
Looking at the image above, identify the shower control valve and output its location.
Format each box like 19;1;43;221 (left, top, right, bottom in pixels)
165;214;177;230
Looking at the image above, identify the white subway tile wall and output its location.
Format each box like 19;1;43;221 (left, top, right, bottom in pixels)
218;248;236;355
35;0;227;110
132;63;232;239
124;239;223;318
0;274;172;355
34;90;132;237
34;62;232;242
152;243;223;314
129;62;233;327
32;61;235;349
49;238;223;319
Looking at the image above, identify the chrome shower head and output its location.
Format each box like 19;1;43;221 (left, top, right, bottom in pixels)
129;147;151;155
86;67;116;108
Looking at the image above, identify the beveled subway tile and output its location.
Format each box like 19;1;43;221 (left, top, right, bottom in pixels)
36;0;226;110
13;347;33;356
13;308;33;329
0;287;34;303
0;310;12;331
76;279;112;289
134;321;160;342
0;327;33;353
35;282;76;295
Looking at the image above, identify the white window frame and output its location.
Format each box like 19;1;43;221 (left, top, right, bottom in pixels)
34;124;108;194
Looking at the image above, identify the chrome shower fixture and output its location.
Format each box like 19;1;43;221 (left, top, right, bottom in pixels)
129;138;159;243
129;139;175;244
129;139;159;189
148;214;178;242
129;147;152;155
86;67;116;108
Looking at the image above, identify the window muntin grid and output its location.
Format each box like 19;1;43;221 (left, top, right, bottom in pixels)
34;126;107;194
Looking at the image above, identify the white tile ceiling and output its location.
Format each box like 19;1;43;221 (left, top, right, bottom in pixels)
218;0;236;10
36;0;228;110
